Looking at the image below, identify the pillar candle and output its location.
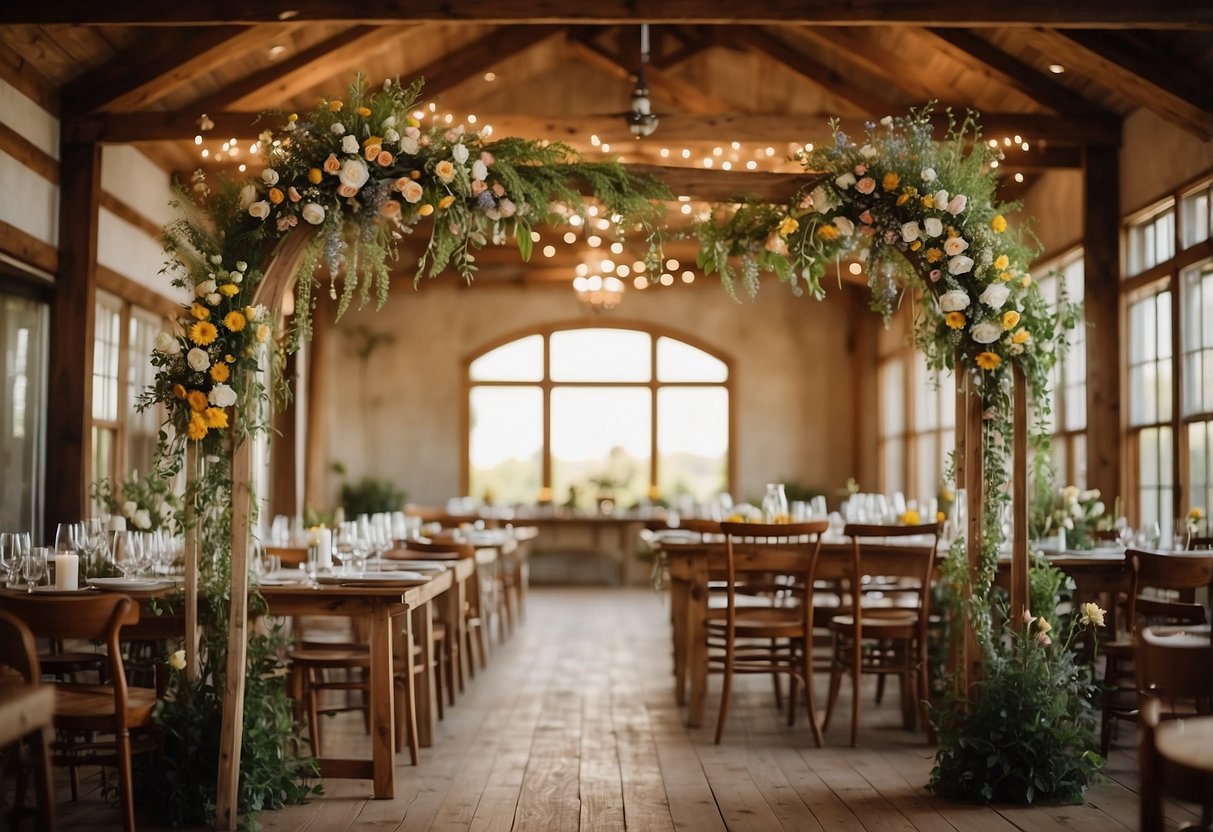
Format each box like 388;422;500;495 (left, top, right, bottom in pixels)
308;527;333;570
55;553;79;590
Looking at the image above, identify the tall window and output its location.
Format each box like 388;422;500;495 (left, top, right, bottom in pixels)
466;326;730;507
1123;174;1213;530
878;357;906;496
0;289;48;532
1036;249;1087;486
911;352;956;505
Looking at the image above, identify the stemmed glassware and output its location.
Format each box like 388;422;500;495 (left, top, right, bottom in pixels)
0;532;30;588
118;531;145;580
22;545;47;592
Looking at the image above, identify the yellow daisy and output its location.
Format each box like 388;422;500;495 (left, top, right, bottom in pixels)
188;321;218;345
187;413;208;441
186;390;208;412
223;311;247;333
203;407;228;429
975;352;1002;371
1002;310;1020;330
210;363;230;383
945;311;966;330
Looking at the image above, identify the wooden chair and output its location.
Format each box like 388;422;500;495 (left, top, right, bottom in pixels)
711;520;828;745
1100;548;1213;755
0;609;55;832
1135;628;1213;832
0;593;155;832
1188;536;1213;551
393;540;482;682
823;522;940;747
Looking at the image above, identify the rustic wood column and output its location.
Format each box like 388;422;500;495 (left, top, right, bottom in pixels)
269;352;299;518
45;140;101;541
1083;142;1121;502
303;305;330;514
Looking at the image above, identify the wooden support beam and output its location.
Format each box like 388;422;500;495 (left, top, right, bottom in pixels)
45;141;100;542
624;164;817;202
0;218;57;277
5;1;1210;27
565;36;732;115
793;27;941;103
726;26;905;116
408;25;564;100
923;28;1108;117
1082;143;1121;506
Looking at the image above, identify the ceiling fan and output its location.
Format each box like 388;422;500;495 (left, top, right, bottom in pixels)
624;23;659;138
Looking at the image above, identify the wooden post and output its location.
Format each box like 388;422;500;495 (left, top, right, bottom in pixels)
963;380;985;689
954;349;967;491
1010;367;1030;623
184;444;200;680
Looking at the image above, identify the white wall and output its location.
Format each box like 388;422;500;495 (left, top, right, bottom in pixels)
1121;109;1213;215
320;279;865;510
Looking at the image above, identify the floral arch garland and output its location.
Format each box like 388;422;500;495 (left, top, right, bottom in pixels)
143;77;1078;824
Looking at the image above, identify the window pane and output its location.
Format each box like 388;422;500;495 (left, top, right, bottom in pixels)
550;329;650;382
880;359;904;438
656;336;727;382
1182;260;1213;416
468;386;543;505
1180;186;1209;249
91;426;116;492
1137;426;1173;531
127;309;161;477
93;294;122;422
657;387;728;501
880;439;905;496
914;435;937;506
0;293;47;532
1189;421;1210;520
469;334;544;382
551;387;651;509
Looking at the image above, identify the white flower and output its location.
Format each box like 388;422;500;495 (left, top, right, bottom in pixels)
923;217;943;237
133;509;151;530
235;261;247;272
341;134;360;154
248;200;270;220
947;194;968;215
1063;517;1074;530
933;189;950;209
195;279;216;297
833;216;855;236
206;292;221;306
471;159;488;181
859;144;877;158
186;347;211;372
399;136;419;155
921;167;937;183
330;122;346;135
301;203;326;225
167;650;187;671
970;320;1002;344
452;143;469;164
154;332;180;355
230;273;243;285
900;221;920;243
939;290;970;312
261;168;279;186
122;500;138;517
979;282;1010;308
499;198;516;218
238;183;257;209
159;501;172;518
399;180;423;203
809;186;837;213
834;172;856;189
943;236;969;256
1080;489;1101;502
948;255;975;275
209;384;237;408
382;115;396;128
1071;503;1086;519
880;115;893;127
338;158;370;190
251;304;268;321
384;128;400;143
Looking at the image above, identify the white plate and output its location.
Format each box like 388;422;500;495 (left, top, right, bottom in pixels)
87;577;173;590
29;585;95;595
317;571;428;586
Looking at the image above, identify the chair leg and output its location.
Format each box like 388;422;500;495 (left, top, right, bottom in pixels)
714;638;736;745
306;670;323;758
33;728;56;832
850;634;862;747
803;642;824;748
116;730;136;832
787;672;799;727
824;652;842;732
875;668;887;705
434;650;446;722
771;638;784;710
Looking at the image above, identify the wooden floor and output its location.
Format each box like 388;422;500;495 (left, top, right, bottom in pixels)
31;588;1205;831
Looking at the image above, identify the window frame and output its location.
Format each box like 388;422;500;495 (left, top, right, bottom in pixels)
1035;246;1087;487
461;320;735;501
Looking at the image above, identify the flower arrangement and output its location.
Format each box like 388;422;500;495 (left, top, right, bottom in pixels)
91;470;180;533
1033;486;1106;550
1190;507;1206;537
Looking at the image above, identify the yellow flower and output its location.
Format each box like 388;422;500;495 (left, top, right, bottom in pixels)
1036;616;1052;634
167;649;187;671
896;193;910;206
991;214;1007;233
1079;602;1106;628
1001;310;1020;330
257;323;271;343
434;160;455;182
921;195;934;209
203;407;228;429
418;203;434;217
172;383;186;399
975;351;1002;371
777;216;799;237
187;413;208;441
268;187;284;204
223;311;247;333
900;509;921;525
936;511;946;522
1020;275;1033;288
999;271;1013;282
1190;507;1205;521
438;194;455;209
1012;329;1032;344
817;224;840;240
362;134;382;148
308;168;323;184
219;284;240;297
882;171;900;191
945;311;966;329
925;247;943;263
994;254;1009;271
909;240;922;251
329;100;343;112
356;106;372;117
188;321;218;345
190;303;210;320
288;113;298;123
210;363;230;383
225;354;235;363
186;390;208;412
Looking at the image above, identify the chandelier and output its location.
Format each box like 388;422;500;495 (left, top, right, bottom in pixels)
573;271;625;311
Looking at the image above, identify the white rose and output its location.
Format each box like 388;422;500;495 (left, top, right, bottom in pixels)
338;158;370;190
947;194;968;215
122;500;138;517
384;128;400;143
230;273;243;284
471;159;488;181
809;186;837;213
933;189;950;209
399;136;419;155
859;144;877;158
833;216;855;236
979;282;1010;308
301;203;326;225
342;134;360;154
195;279;216;296
382;115;396;128
1090;501;1106;518
209;384;237;408
969;320;1002;344
133;509;151;530
330;122;346;135
168;650;187;671
186;347;211;372
921;167;937;183
948;255;974;275
880;115;893;127
923;217;943;237
206;293;221;306
235;261;247;272
159;501;172;518
452;143;469;164
248;200;270;220
400;180;423;203
834;172;856;189
154;331;180;355
262;168;279;186
238;183;257;209
939;290;970;312
900;221;920;243
944;236;969;256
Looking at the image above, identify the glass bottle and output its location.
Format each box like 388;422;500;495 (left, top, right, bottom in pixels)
762;483;789;524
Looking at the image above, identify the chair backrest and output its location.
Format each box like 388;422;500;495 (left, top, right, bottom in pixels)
1188;536;1213;551
718;521;829;618
840;522;941;628
392;539;475;560
1127;549;1213;635
0;609;40;684
1135;627;1213;708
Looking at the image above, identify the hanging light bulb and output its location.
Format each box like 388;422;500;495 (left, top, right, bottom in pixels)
627;23;659;138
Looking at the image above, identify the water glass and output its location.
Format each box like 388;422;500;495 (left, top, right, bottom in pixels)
118;531;145;579
0;532;30;587
22;546;47;592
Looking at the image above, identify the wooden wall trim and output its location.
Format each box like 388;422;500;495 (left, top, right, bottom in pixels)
0;47;59;116
96;265;181;319
99;191;164;241
0;218;57;275
0;121;58;182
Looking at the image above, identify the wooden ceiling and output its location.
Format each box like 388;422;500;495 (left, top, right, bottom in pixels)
1;3;1211;282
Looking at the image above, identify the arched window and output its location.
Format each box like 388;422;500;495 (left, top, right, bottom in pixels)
465;325;731;508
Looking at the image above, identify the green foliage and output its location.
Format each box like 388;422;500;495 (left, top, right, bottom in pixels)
339;476;408;517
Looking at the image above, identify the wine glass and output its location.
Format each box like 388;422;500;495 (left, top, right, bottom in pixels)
118;531;144;580
1114;516;1134;548
0;532;30;588
334;523;359;576
22;546;47;592
54;521;84;554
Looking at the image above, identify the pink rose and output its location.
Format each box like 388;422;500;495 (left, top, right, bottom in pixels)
856;177;876;195
337;183;358;198
376;150;393;167
322;154;341;174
